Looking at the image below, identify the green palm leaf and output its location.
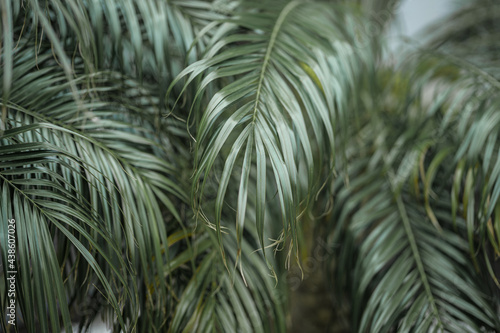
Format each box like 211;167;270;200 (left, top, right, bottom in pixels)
325;50;500;331
3;0;500;332
0;42;189;331
170;0;368;262
330;160;499;332
168;224;286;333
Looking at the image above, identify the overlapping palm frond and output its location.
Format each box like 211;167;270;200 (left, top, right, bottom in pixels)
170;0;370;263
0;1;293;331
0;37;194;330
0;0;227;122
26;0;224;70
426;0;500;80
168;223;287;333
420;0;500;265
324;47;500;330
3;0;500;332
330;159;500;331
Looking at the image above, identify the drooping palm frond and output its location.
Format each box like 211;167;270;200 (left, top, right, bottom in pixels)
41;0;224;70
4;0;500;331
323;47;500;331
0;1;293;331
170;0;372;264
330;159;499;332
418;0;500;269
0;0;227;123
426;0;500;80
0;38;192;330
168;223;287;333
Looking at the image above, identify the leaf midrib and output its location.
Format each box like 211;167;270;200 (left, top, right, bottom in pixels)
251;1;301;124
394;192;444;329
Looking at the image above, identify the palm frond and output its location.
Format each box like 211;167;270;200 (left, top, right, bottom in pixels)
0;41;188;331
4;0;500;332
1;15;287;330
331;163;499;331
168;224;287;333
170;0;369;262
426;0;500;79
1;0;226;117
324;49;500;331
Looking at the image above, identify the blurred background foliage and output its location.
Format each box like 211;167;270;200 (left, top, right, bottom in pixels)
0;0;499;332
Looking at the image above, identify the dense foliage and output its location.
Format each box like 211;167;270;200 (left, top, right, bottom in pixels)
0;0;499;332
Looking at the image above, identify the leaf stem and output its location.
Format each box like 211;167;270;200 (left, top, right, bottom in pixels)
251;1;301;124
393;187;443;329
